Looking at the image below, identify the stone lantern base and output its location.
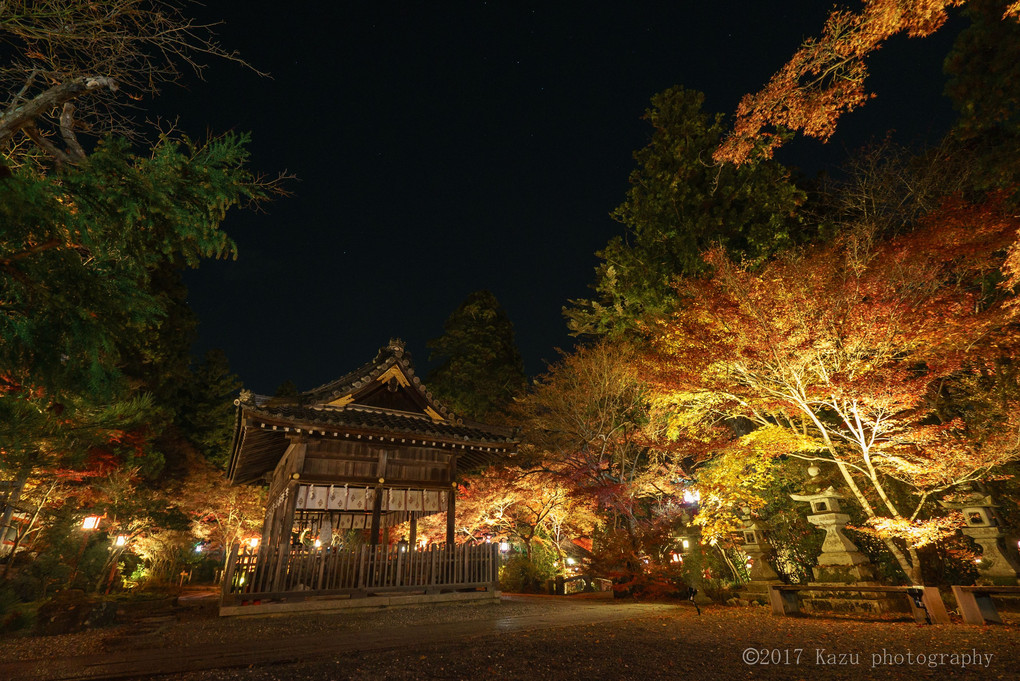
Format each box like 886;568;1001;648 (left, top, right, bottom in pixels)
799;584;912;617
739;579;783;606
812;561;874;584
968;527;1020;586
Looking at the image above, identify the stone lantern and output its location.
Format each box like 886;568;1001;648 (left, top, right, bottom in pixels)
739;506;780;584
790;466;874;583
941;488;1020;586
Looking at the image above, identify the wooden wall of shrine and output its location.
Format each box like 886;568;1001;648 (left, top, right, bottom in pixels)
298;438;455;486
260;435;461;551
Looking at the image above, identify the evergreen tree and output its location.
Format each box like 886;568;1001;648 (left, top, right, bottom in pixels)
426;290;527;421
273;380;300;399
0;0;281;592
0;133;269;540
944;0;1020;190
179;350;243;469
566;87;806;337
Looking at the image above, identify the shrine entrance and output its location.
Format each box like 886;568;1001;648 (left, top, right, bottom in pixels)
220;340;515;615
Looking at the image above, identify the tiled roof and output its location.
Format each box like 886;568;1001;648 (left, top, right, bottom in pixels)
297;338;453;420
227;340;518;485
301;340;404;402
244;403;514;445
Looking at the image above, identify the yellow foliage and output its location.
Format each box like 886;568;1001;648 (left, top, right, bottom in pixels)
856;513;965;549
736;423;819;456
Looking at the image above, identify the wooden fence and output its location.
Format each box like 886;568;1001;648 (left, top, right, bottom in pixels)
221;542;500;606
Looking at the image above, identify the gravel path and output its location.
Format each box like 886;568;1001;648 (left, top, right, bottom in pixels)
2;595;1018;680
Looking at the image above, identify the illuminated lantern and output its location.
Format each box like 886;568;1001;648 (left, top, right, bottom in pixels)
82;516;101;530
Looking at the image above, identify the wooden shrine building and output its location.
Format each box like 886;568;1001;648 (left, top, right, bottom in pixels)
220;339;517;614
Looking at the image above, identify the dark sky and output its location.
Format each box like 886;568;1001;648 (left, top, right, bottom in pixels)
157;2;965;395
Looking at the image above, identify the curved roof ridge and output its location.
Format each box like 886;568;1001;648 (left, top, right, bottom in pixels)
301;340;404;399
312;402;439;423
296;339;461;424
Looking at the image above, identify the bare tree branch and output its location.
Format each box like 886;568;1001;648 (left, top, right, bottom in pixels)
21;122;73;164
59;102;86;161
0;76;115;146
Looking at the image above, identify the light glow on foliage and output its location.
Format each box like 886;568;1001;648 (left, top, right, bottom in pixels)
642;192;1020;581
717;0;1020;164
856;514;965;549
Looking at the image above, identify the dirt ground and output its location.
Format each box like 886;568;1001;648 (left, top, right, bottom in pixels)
2;593;1019;681
162;602;1020;681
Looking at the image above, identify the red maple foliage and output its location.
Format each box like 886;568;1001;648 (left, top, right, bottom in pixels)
643;192;1020;582
715;0;1020;165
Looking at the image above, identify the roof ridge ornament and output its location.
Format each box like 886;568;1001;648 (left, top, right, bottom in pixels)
387;338;406;356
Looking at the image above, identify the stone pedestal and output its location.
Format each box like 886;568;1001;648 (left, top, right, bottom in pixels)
797;583;912;617
787;470;900;615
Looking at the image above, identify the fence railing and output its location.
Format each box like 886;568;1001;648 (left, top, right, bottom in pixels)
221;542;500;605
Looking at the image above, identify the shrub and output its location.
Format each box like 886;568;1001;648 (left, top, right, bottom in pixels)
499;554;554;593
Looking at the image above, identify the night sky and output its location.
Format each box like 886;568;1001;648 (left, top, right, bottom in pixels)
156;2;965;395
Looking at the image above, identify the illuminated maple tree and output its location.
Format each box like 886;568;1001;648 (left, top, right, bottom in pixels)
716;0;1020;165
443;466;594;562
517;342;682;529
179;457;265;569
644;192;1020;582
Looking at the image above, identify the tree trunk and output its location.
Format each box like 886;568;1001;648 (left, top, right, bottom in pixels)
3;479;55;577
907;546;924;585
0;466;32;553
831;460;917;583
801;409;919;583
716;544;743;583
95;547;125;593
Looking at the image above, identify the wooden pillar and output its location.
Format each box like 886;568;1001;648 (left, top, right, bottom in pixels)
267;438;306;591
276;484;299;546
446;483;456;547
371;449;388;546
260;498;276;548
271;480;300;591
446;454;458;547
409;512;417;548
266;439;307;553
370;485;383;546
221;542;240;601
